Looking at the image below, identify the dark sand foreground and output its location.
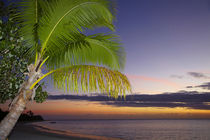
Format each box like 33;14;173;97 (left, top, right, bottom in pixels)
8;123;121;140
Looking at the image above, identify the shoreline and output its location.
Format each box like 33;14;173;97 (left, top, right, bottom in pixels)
8;122;121;140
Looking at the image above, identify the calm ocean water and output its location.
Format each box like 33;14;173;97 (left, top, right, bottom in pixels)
33;120;210;140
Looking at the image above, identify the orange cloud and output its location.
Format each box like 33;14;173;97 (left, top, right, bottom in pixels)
126;74;179;88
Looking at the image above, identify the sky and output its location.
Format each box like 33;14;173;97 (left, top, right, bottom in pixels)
2;0;210;120
117;0;210;94
42;0;210;94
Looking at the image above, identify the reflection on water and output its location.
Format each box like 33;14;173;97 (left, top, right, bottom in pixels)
34;120;210;140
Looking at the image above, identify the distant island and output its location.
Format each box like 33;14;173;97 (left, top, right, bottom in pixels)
0;109;44;122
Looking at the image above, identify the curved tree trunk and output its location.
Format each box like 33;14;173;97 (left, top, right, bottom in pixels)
0;62;41;140
0;89;33;140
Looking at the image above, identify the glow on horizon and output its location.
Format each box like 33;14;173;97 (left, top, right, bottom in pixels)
25;100;210;120
126;72;210;94
127;74;182;94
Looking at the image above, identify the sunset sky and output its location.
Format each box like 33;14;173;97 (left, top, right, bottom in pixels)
118;0;210;94
44;0;210;94
2;0;210;120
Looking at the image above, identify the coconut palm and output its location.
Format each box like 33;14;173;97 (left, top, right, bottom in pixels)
0;0;131;139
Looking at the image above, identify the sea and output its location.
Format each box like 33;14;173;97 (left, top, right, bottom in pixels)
32;120;210;140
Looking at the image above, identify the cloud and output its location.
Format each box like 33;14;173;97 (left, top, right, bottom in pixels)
126;74;179;88
195;82;210;90
170;75;183;79
186;82;210;90
187;72;209;79
48;94;112;101
103;101;210;110
48;91;210;110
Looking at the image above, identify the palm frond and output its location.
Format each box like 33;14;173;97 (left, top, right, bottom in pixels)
45;33;125;71
15;0;42;50
51;65;131;98
39;0;116;56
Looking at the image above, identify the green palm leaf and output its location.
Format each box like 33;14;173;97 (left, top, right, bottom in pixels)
51;65;131;98
16;0;42;49
38;0;115;56
46;33;125;71
15;0;131;97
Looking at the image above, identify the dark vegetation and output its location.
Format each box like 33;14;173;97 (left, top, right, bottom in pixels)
0;109;44;122
0;0;48;104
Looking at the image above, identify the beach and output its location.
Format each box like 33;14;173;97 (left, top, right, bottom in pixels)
8;123;120;140
9;120;210;140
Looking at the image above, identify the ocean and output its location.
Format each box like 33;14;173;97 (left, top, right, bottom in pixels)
33;120;210;140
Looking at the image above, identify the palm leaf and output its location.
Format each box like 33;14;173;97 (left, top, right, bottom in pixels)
45;33;125;71
51;65;131;98
15;0;42;50
38;0;116;56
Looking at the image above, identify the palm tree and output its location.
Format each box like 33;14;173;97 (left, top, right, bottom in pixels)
0;0;131;139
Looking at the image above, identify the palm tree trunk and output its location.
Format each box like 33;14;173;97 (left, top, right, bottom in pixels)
0;62;41;140
0;89;33;140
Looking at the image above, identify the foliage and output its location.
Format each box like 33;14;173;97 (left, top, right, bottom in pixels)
14;0;131;98
52;65;131;98
0;18;28;103
46;33;125;70
0;10;47;103
34;83;48;103
0;0;12;17
0;1;131;139
0;109;44;122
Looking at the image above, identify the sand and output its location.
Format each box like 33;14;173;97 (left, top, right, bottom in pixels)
8;123;121;140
